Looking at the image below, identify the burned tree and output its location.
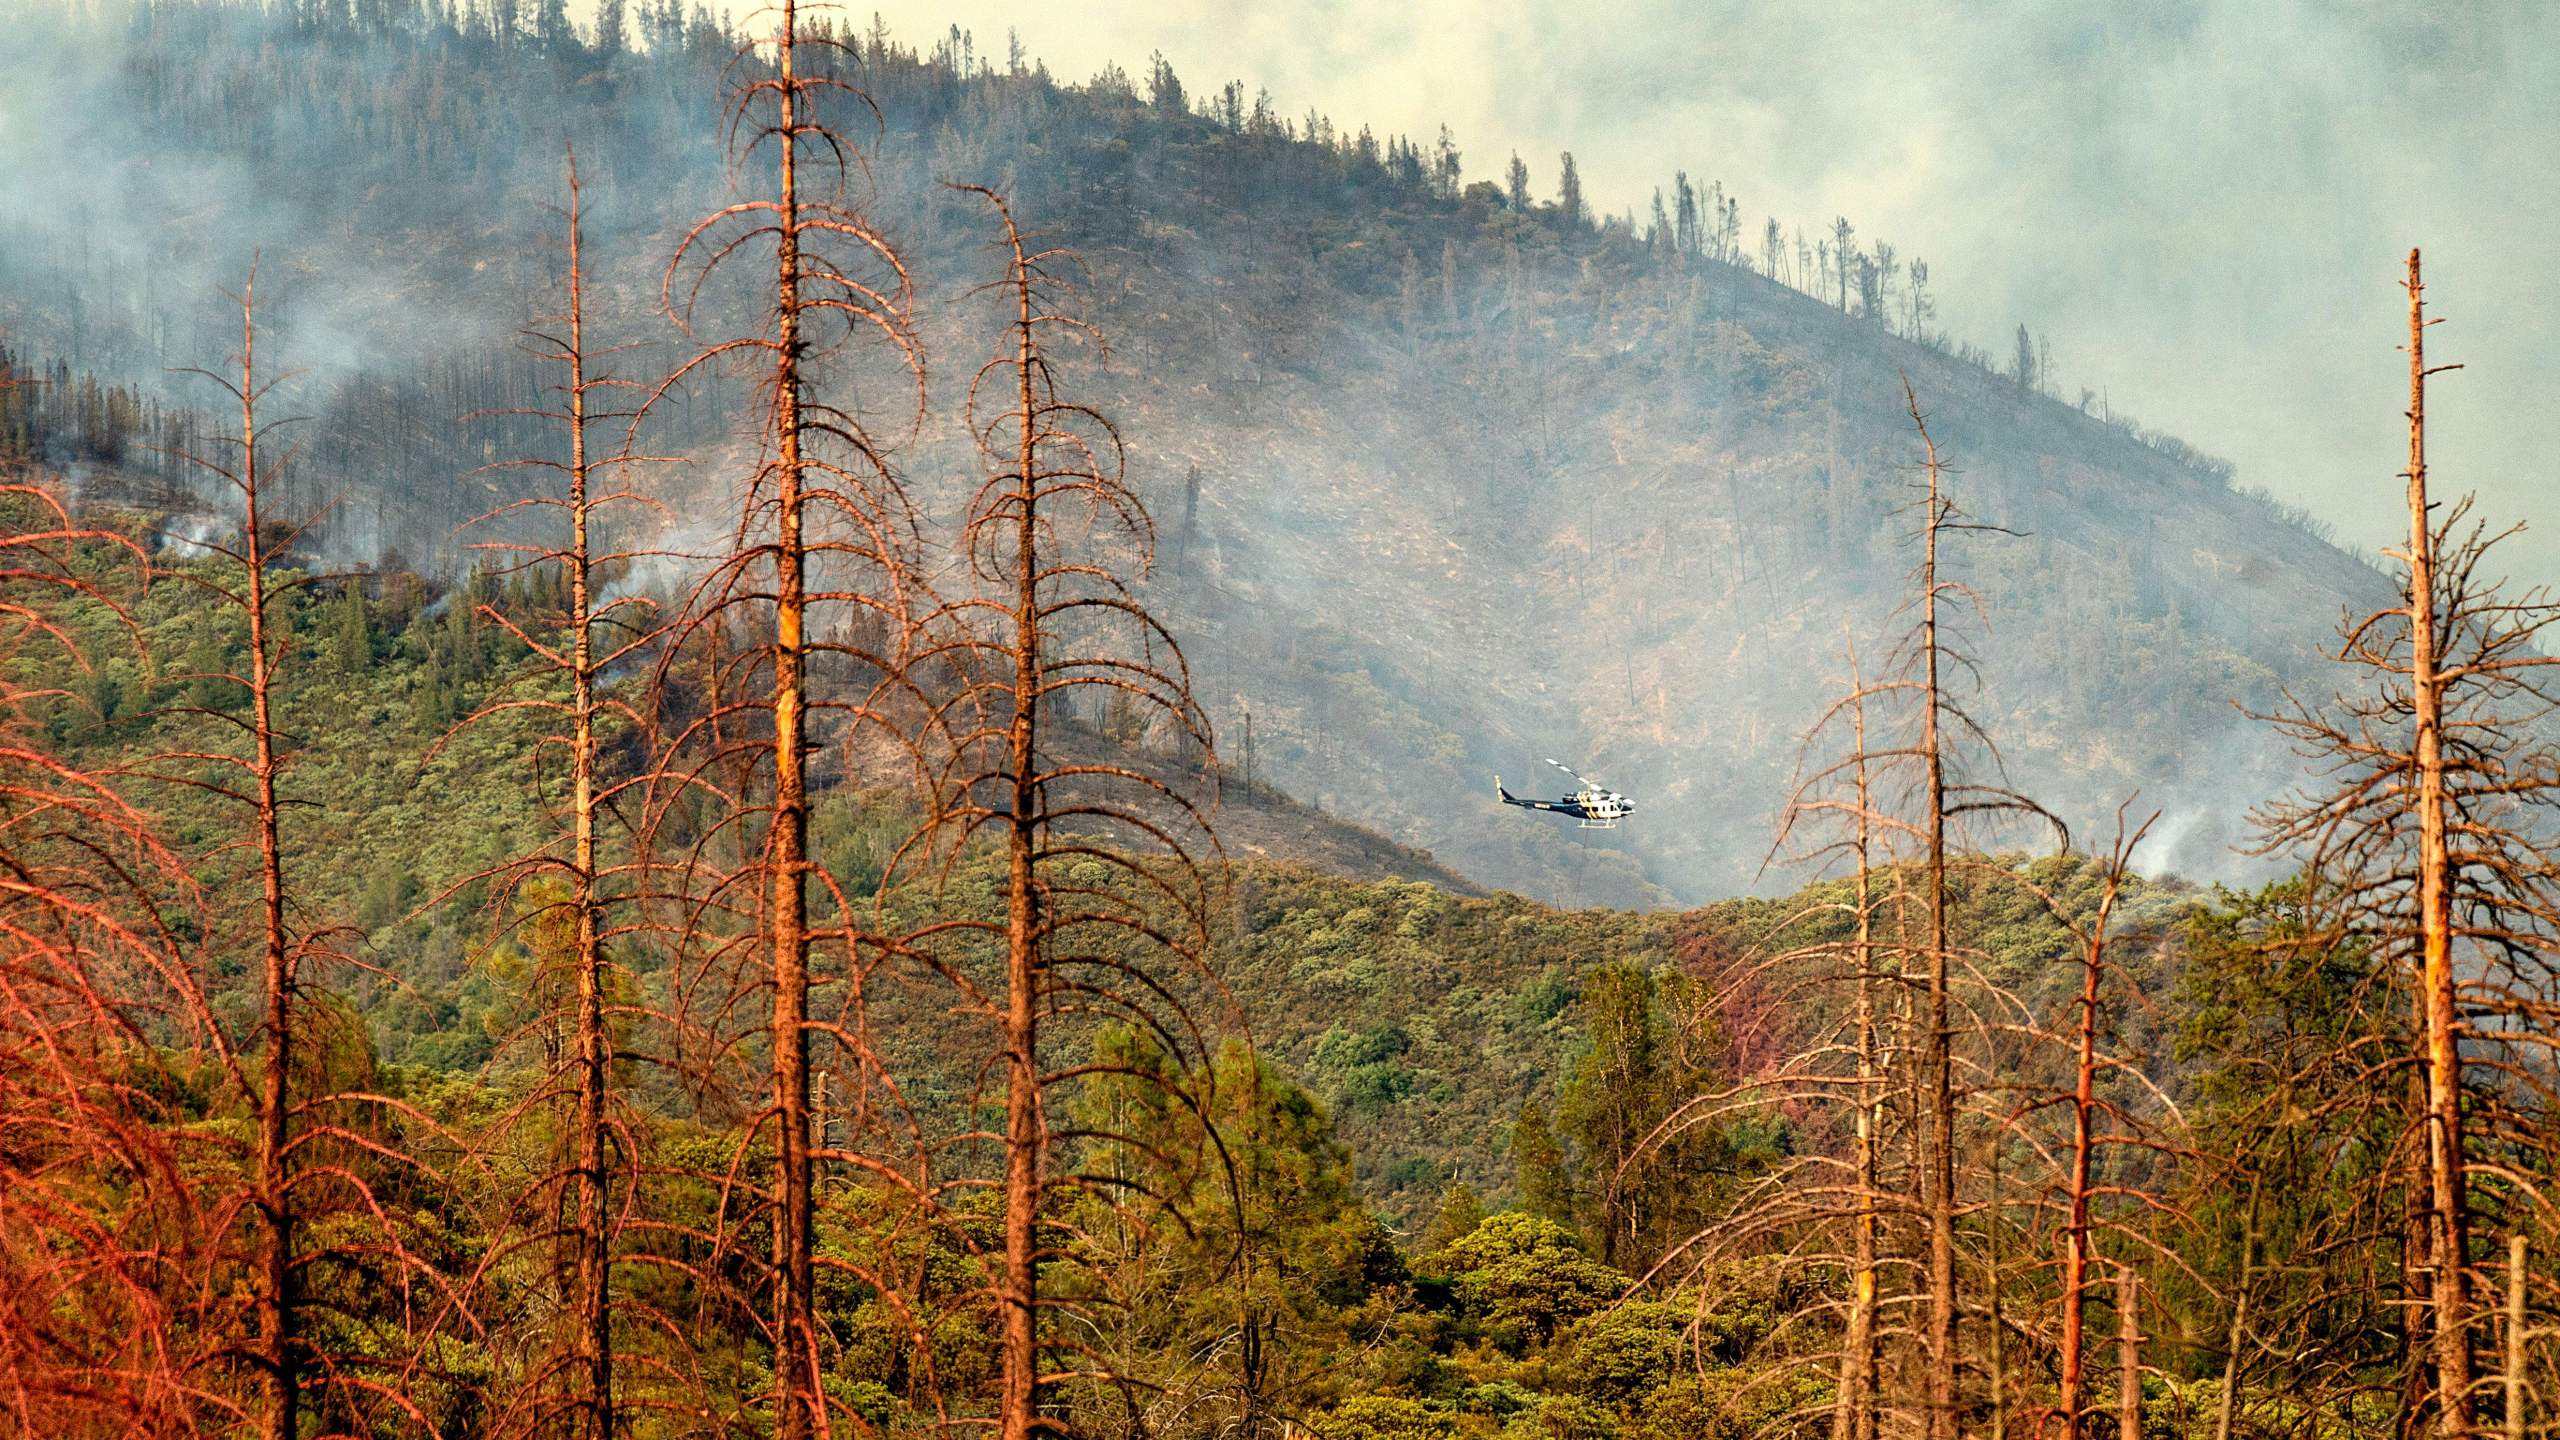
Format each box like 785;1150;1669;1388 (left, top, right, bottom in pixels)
1897;378;2058;1440
445;150;680;1439
2052;822;2153;1440
648;6;935;1435
1747;629;1898;1440
1670;385;2058;1440
0;480;213;1435
2254;250;2560;1438
918;185;1219;1440
168;275;318;1440
1992;810;2183;1440
161;272;471;1440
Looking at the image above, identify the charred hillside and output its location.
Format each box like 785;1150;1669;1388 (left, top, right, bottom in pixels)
0;1;2386;903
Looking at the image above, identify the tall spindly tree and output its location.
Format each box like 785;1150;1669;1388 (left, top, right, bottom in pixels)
912;185;1220;1440
444;149;685;1439
163;271;476;1439
1670;384;2059;1440
2255;249;2560;1439
649;7;937;1435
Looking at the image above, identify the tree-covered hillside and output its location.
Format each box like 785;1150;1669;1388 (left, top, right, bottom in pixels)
13;522;2322;1440
15;524;2190;1234
2;0;2388;907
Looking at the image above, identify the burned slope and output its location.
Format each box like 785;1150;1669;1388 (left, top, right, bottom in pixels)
0;4;2388;903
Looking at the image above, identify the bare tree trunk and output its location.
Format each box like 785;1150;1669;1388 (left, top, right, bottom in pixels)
945;183;1208;1440
1884;876;1926;1429
2117;1265;2141;1440
1835;640;1879;1440
770;9;818;1432
2057;864;2112;1438
2508;1235;2527;1440
236;277;298;1440
1990;1152;2009;1440
2410;1069;2442;1437
659;17;924;1429
2405;247;2473;1440
1000;208;1045;1440
562;153;614;1439
1915;389;1961;1440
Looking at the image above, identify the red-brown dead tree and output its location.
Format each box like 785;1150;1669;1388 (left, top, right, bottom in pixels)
161;272;476;1439
1656;383;2060;1440
1897;377;2061;1440
2254;249;2560;1439
441;149;691;1439
1744;629;1900;1440
646;6;941;1434
908;185;1221;1440
0;476;217;1436
1987;810;2189;1440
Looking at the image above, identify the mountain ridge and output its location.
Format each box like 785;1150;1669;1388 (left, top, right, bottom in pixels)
0;1;2392;905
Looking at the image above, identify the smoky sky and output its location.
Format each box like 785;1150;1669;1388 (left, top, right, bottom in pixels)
785;0;2559;588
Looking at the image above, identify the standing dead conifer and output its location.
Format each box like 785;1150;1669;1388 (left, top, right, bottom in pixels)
2116;1264;2141;1440
649;6;933;1434
2399;245;2476;1436
2504;1235;2526;1440
162;272;473;1440
444;149;682;1439
1992;809;2182;1440
0;480;215;1435
1897;377;2058;1440
916;184;1220;1440
2404;248;2474;1436
1839;637;1883;1440
2058;824;2150;1440
1755;628;1893;1440
169;273;312;1440
2255;250;2560;1438
1660;383;2056;1439
1915;385;1960;1440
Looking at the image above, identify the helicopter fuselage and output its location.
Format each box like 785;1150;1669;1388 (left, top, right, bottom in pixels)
1495;776;1633;829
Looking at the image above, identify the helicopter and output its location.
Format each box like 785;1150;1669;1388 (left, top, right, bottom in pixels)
1496;758;1634;829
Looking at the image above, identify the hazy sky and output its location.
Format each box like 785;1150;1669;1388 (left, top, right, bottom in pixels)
756;0;2554;587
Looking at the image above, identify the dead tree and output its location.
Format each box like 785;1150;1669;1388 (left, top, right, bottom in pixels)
2058;826;2151;1440
2255;250;2560;1438
1898;377;2059;1440
1665;392;2058;1435
0;480;215;1435
1916;388;1960;1440
2504;1235;2526;1440
650;8;933;1434
162;272;470;1439
1771;629;1890;1440
169;275;312;1440
1992;811;2184;1440
444;150;681;1439
1830;635;1887;1440
914;186;1220;1440
2115;1265;2141;1440
2404;246;2476;1434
